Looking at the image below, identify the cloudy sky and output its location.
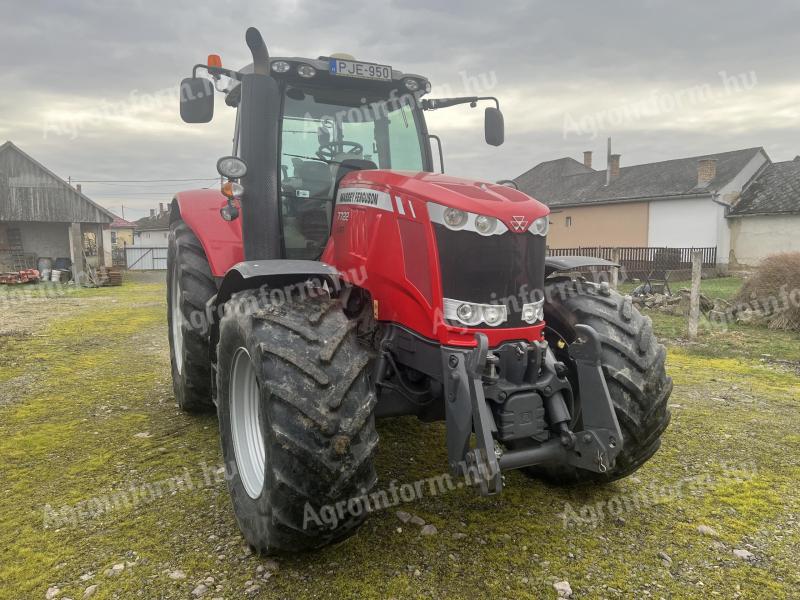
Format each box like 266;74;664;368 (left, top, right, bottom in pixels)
2;0;798;221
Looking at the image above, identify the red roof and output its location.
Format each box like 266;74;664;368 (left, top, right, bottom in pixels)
109;215;136;228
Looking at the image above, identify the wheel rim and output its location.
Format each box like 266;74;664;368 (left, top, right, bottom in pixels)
171;269;184;375
230;347;265;499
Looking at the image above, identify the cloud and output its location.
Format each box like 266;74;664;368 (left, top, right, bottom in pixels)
1;0;798;216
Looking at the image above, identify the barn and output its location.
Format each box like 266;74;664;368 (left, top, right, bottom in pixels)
0;141;114;281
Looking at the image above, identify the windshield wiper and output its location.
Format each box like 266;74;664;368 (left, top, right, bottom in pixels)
283;152;345;166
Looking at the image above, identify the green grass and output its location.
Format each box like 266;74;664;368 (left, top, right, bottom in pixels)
1;275;799;599
619;275;744;301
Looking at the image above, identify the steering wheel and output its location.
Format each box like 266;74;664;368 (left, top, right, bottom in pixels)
316;141;363;162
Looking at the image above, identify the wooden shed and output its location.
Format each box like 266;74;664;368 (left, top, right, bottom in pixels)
0;141;114;281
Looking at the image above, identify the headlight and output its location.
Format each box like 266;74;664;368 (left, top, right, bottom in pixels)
444;298;508;327
271;60;291;74
482;305;505;326
216;156;248;179
428;202;509;236
443;208;468;229
403;78;419;91
456;303;479;325
529;216;549;236
474;215;497;236
297;64;316;78
521;299;544;324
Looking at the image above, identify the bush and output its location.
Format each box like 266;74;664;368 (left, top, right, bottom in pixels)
735;252;800;331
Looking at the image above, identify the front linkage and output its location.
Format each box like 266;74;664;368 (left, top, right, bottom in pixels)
437;326;623;495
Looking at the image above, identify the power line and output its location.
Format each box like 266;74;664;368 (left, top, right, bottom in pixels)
92;192;187;196
72;177;219;183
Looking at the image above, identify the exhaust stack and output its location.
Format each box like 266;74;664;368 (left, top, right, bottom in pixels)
238;27;283;261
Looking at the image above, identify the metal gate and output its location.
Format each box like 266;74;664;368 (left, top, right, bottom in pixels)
125;247;168;270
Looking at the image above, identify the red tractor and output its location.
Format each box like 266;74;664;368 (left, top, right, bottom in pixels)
170;28;671;553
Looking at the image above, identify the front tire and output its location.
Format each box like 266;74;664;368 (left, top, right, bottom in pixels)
534;279;672;484
167;219;217;413
217;290;378;553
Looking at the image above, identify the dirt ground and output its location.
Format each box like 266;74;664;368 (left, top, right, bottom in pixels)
1;273;798;599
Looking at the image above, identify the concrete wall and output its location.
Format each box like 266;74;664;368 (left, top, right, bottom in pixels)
716;150;769;264
102;229;113;267
647;196;719;248
0;221;71;270
547;201;649;248
134;229;169;248
729;214;800;267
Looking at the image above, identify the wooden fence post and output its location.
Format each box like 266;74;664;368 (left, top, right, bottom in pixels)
611;247;620;290
688;250;703;340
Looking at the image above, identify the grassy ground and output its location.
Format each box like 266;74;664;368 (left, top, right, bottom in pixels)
1;274;798;599
618;275;743;300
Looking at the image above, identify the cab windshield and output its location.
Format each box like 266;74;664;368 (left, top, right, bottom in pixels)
279;86;427;258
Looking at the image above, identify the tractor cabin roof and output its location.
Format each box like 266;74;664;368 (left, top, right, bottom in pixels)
514;147;765;209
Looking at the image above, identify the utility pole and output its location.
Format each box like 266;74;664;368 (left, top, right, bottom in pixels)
605;137;611;186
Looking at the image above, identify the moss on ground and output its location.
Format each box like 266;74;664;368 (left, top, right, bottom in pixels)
1;275;798;599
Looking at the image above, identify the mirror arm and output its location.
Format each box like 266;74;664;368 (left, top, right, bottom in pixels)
476;96;500;110
191;64;242;81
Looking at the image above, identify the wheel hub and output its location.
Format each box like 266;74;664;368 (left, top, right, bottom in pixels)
229;347;266;499
171;272;184;375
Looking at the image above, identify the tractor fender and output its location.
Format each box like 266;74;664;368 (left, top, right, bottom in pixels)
213;260;342;309
171;192;245;277
206;261;342;367
544;256;619;278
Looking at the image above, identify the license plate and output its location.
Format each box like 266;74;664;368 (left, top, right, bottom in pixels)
329;59;392;81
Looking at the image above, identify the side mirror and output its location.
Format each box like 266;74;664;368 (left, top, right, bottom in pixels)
180;77;214;123
484;107;504;147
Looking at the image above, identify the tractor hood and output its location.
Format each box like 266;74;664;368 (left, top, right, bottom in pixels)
339;170;549;231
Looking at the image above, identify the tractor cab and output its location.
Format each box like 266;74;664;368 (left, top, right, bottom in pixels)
261;63;433;258
180;48;504;259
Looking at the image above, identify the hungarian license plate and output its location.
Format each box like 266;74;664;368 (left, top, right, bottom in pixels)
329;59;392;81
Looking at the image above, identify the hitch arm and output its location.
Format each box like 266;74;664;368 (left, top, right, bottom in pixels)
442;334;502;495
566;324;624;472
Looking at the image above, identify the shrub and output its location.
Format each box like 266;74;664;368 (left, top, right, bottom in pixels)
734;252;800;331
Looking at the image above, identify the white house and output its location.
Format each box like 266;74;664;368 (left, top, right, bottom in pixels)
133;205;171;248
728;157;800;266
514;147;772;267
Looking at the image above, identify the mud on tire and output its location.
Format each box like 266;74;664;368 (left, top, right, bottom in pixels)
534;279;672;484
216;290;378;553
167;219;217;413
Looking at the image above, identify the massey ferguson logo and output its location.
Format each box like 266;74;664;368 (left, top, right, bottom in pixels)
510;216;529;232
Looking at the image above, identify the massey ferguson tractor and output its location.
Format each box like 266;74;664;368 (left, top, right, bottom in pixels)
169;27;671;553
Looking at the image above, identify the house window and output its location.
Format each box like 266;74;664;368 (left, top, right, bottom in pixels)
565;216;573;227
111;231;117;244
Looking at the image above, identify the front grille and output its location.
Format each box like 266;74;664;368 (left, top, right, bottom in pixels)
433;224;546;328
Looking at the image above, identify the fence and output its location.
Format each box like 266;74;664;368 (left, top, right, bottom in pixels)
124;246;168;271
111;247;127;267
547;246;717;279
